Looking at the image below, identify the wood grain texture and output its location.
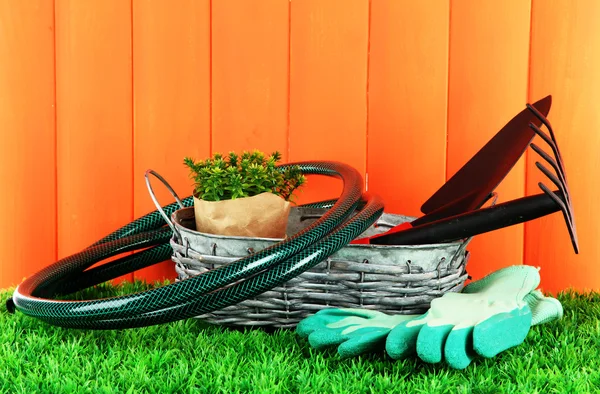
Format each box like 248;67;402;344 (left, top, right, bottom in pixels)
2;0;600;293
446;0;531;280
527;0;600;293
211;0;289;158
367;0;449;216
55;0;133;283
0;1;56;288
288;0;369;204
132;0;211;282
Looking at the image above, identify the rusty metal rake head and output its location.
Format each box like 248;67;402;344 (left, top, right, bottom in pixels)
526;102;579;254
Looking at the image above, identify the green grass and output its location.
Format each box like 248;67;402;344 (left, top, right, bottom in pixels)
1;282;600;394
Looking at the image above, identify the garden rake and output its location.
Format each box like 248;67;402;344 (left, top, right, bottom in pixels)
371;99;580;254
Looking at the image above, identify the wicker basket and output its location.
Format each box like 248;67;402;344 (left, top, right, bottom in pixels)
169;206;471;329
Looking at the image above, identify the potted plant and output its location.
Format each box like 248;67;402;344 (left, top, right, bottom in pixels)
183;150;306;239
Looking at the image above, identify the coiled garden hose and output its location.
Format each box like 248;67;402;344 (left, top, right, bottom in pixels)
9;161;384;330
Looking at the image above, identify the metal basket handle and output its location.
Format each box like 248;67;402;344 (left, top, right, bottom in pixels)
144;169;185;237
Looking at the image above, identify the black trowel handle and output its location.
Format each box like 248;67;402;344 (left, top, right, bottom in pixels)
372;190;565;246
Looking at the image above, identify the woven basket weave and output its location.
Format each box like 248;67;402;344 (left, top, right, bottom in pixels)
170;206;470;329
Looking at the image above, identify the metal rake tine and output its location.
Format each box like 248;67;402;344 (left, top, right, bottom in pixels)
530;143;571;205
526;104;570;186
535;160;575;227
527;102;562;147
529;142;565;180
528;122;569;183
535;161;568;203
527;102;561;155
538;183;574;229
527;100;578;254
538;182;579;254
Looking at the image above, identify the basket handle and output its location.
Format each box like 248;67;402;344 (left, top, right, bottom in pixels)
144;169;185;236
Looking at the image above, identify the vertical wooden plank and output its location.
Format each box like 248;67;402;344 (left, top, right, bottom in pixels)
211;0;289;158
132;0;211;283
368;0;449;216
446;0;531;280
0;1;55;288
527;0;600;293
288;0;369;204
56;0;133;281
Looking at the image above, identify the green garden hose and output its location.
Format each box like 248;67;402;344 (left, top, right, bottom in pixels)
9;161;383;330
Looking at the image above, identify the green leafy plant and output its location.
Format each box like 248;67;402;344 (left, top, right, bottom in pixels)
184;150;306;202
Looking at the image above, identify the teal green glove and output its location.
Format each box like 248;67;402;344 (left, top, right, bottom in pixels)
296;308;418;358
385;265;542;369
296;265;563;368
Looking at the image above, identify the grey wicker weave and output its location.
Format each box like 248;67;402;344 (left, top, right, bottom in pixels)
170;206;470;328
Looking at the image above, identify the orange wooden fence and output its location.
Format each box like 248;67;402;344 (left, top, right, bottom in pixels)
1;0;599;294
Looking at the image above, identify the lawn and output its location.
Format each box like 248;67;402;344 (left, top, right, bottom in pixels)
1;281;599;393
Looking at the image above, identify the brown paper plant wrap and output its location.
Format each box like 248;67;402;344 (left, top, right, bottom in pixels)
184;150;306;239
193;192;291;238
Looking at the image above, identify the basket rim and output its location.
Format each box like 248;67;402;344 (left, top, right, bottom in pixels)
171;206;469;250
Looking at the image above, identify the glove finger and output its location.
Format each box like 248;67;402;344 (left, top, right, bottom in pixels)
296;315;329;338
385;320;424;360
297;309;365;337
307;328;348;350
524;290;563;326
472;306;532;358
337;328;391;359
416;323;454;364
443;326;478;370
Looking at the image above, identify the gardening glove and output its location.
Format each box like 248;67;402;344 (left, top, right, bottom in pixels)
385;265;542;369
296;266;563;366
296;308;419;358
